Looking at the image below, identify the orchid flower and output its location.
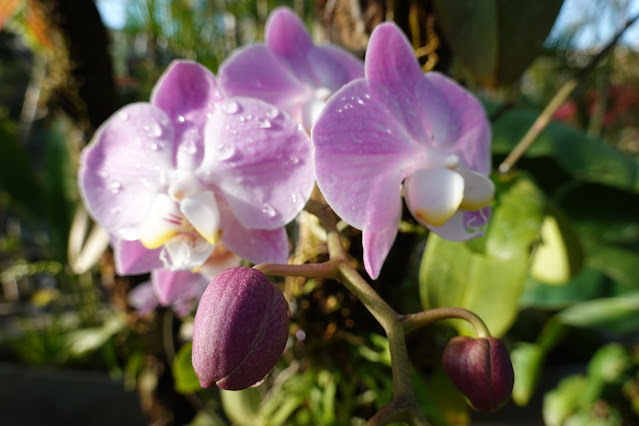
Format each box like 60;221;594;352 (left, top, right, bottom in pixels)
312;23;494;279
79;60;314;286
218;6;364;130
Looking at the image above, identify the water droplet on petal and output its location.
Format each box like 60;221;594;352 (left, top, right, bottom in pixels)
259;119;272;129
177;115;186;123
266;106;280;118
291;194;297;204
110;207;121;215
108;181;122;194
289;156;299;164
217;144;236;161
144;121;163;138
98;170;109;178
261;203;276;218
223;100;239;114
118;111;129;121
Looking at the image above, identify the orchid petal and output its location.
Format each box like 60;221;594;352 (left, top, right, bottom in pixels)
160;235;214;271
196;243;242;281
78;103;174;241
265;6;314;83
218;44;309;113
151;60;224;170
456;166;495;210
427;208;491;241
128;281;159;315
113;238;163;275
363;215;400;280
405;168;465;227
151;268;208;306
199;97;313;230
217;194;289;264
312;80;452;232
180;191;221;245
416;72;492;174
138;194;182;249
308;45;365;92
365;22;422;98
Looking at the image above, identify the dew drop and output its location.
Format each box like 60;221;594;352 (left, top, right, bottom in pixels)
223;100;239;114
177;115;186;123
289;156;299;164
291;194;298;204
98;170;109;178
108;181;122;194
261;203;276;218
266;106;280;118
110;207;121;215
144;121;163;138
149;142;159;151
217;144;236;161
118;111;129;121
259;119;272;129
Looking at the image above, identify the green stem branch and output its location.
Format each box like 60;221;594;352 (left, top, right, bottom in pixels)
400;307;491;338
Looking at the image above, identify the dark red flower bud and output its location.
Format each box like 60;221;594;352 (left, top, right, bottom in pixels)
192;267;289;391
442;336;514;412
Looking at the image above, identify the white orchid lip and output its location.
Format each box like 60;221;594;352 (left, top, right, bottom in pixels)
405;164;494;228
405;168;465;227
456;165;495;211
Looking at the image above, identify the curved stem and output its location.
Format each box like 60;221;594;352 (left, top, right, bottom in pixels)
253;262;338;279
400;307;491;338
307;201;426;424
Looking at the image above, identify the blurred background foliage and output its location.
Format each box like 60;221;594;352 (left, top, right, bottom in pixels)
1;0;639;425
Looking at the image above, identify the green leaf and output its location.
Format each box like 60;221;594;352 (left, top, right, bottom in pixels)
434;0;563;86
557;293;639;335
419;173;545;337
220;387;263;426
529;205;584;285
491;106;639;192
511;343;546;406
543;375;589;426
520;268;609;310
172;342;202;394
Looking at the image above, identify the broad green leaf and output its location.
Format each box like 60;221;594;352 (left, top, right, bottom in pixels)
491;106;639;192
543;375;588;426
557;293;639;335
434;0;563;86
419;173;545;337
529;206;583;285
586;243;639;290
520;268;608;310
511;343;546;406
172;342;202;394
220;387;263;426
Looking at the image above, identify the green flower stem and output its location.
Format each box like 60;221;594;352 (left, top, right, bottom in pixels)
307;200;428;425
400;307;491;339
253;262;338;280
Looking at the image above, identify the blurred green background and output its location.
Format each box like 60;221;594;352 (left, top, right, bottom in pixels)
1;0;639;425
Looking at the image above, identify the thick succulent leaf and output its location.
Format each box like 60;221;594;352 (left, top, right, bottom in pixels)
490;104;639;192
434;0;564;86
419;173;545;337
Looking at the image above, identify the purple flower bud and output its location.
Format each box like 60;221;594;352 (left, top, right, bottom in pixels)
442;336;514;412
192;266;289;391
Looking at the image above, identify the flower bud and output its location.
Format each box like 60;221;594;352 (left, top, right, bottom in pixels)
192;266;289;391
442;336;514;412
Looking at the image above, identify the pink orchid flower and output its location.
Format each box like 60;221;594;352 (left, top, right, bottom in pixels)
312;23;494;279
79;60;314;290
218;7;364;130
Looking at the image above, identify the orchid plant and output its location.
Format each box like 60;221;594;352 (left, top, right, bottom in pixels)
78;7;513;425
